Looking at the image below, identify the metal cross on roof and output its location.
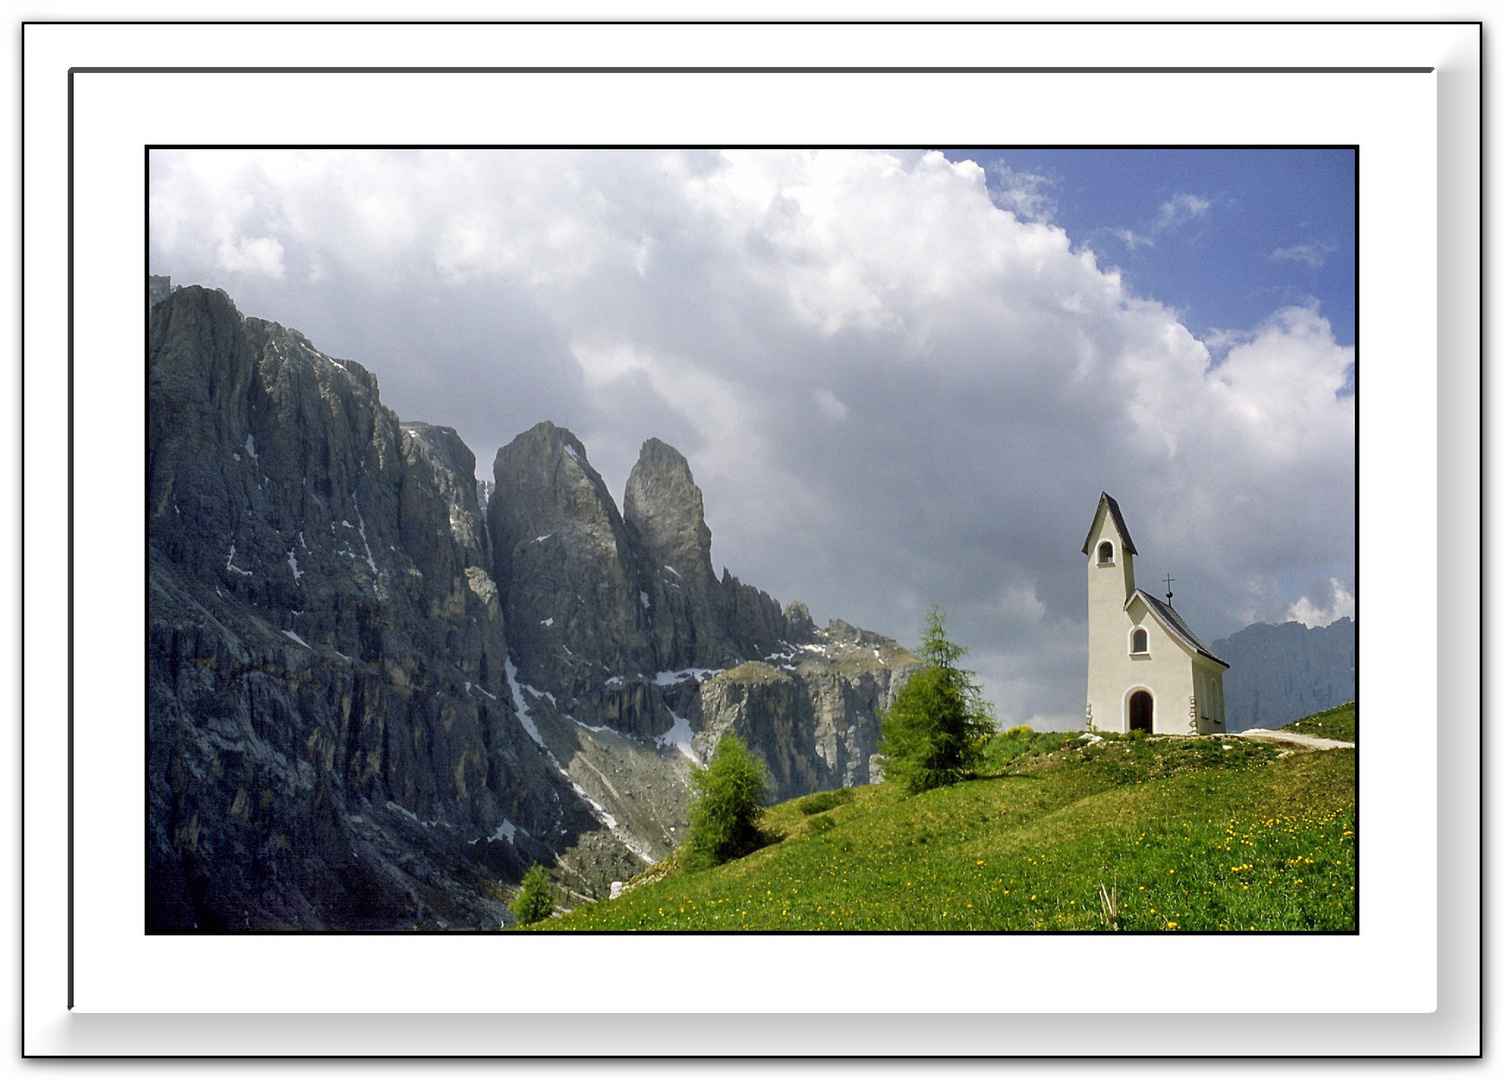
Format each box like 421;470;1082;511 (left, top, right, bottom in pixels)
1163;572;1175;606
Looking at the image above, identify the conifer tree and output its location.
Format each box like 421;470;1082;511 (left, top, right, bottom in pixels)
686;733;769;866
878;607;996;794
511;862;554;926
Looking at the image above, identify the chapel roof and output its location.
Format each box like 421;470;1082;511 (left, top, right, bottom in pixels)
1081;492;1138;556
1132;590;1229;668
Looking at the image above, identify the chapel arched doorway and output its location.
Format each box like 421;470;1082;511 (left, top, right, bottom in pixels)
1128;690;1154;733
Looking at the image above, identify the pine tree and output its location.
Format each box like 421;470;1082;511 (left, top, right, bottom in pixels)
511;863;554;926
685;733;769;866
878;607;996;794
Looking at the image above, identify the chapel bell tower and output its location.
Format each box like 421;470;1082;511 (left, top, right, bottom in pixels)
1083;492;1137;731
1084;492;1136;610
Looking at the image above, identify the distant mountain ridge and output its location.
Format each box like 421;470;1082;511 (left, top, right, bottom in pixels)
1213;617;1355;731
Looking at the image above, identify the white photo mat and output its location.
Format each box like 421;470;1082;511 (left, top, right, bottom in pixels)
20;16;1478;1057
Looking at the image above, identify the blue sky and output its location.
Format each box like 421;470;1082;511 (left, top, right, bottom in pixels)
948;148;1356;351
150;148;1355;728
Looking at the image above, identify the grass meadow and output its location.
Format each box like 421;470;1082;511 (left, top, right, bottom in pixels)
529;713;1356;933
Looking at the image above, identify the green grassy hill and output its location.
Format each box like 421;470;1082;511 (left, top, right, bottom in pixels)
1278;701;1356;743
531;718;1356;933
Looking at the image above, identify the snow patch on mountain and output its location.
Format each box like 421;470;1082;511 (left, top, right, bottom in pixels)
225;544;253;577
652;667;723;686
505;657;649;860
654;709;700;764
469;819;517;846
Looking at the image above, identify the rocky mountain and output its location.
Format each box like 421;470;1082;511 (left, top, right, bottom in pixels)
147;277;918;930
1213;617;1356;730
489;422;807;734
479;419;918;859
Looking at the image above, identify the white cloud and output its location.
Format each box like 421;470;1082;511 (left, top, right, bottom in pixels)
1098;191;1211;256
569;336;754;457
148;149;1353;728
1287;579;1356;628
1154;192;1212;231
1204;305;1355;461
988;161;1058;223
1110;227;1155;250
1199;326;1253;356
215;234;284;278
1271;240;1337;268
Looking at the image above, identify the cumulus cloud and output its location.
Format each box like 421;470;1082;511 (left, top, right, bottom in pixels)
148;149;1354;728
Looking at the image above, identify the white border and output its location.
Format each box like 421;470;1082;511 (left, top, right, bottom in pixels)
19;14;1479;1059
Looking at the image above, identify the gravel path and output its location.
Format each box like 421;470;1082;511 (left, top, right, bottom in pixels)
1233;729;1355;751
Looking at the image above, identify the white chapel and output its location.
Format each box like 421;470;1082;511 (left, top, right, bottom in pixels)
1083;492;1228;735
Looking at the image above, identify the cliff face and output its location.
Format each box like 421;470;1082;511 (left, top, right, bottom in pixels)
488;421;659;722
696;621;922;801
484;421;918;841
487;424;816;735
147;284;637;930
147;277;918;930
624;437;732;671
1212;617;1356;730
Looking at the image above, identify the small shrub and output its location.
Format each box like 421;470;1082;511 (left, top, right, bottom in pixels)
1004;725;1033;738
511;863;554;926
798;788;854;816
807;814;836;835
